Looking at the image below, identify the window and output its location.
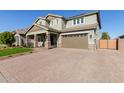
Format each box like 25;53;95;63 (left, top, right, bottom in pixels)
80;17;84;23
90;35;92;39
56;19;58;24
73;17;84;25
77;18;80;24
51;20;53;25
73;19;76;25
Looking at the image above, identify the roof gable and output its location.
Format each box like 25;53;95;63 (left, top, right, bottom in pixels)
26;24;48;34
15;28;29;35
45;14;64;20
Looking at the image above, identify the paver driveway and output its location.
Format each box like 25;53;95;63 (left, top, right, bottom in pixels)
0;48;124;83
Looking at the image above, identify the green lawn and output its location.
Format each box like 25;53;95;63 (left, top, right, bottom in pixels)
0;47;32;57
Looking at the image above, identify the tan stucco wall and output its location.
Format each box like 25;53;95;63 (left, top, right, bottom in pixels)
88;44;96;50
36;19;49;26
85;14;97;25
87;30;96;45
66;14;98;28
118;39;124;51
15;34;21;46
49;18;65;30
15;34;25;46
95;25;100;40
57;34;61;48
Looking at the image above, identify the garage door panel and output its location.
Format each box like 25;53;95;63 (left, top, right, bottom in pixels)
62;34;88;49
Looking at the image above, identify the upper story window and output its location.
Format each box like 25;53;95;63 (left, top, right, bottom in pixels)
90;35;92;39
77;18;80;24
81;18;84;23
73;19;76;25
73;17;84;25
51;20;53;25
56;19;58;24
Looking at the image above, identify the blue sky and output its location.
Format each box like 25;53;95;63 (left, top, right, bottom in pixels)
0;10;123;38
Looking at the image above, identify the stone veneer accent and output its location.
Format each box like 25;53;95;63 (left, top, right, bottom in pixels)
88;44;96;50
45;32;51;49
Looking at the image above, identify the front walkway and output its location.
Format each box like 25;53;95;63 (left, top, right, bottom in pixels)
0;48;124;83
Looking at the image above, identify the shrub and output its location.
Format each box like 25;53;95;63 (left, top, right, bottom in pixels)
0;32;15;47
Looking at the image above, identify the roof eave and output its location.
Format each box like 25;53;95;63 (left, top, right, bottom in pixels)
61;27;96;33
67;11;99;20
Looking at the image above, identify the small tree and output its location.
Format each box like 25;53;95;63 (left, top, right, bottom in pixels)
0;32;15;46
101;32;110;40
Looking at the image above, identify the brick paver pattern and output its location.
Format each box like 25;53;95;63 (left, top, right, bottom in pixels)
0;48;124;83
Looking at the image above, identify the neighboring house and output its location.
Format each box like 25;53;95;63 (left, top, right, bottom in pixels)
14;28;28;46
119;35;124;39
16;11;101;50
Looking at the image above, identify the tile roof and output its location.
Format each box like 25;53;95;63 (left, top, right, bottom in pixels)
46;14;64;18
15;28;29;34
60;23;98;33
67;11;99;20
35;23;97;33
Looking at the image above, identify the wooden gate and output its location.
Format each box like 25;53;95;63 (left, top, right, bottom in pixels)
99;40;117;49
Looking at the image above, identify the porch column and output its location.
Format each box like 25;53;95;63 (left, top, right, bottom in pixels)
26;35;28;47
57;34;61;48
19;35;21;46
34;34;37;48
15;36;18;46
45;32;51;49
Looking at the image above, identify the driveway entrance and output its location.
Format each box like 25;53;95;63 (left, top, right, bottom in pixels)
0;48;124;82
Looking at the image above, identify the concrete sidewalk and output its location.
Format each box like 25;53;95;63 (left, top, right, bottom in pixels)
0;72;8;83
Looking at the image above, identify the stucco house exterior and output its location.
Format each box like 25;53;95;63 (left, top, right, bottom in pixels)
15;11;101;50
119;35;124;39
118;35;124;51
14;28;28;46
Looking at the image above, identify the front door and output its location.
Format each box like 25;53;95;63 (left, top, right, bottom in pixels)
50;34;57;47
50;35;54;46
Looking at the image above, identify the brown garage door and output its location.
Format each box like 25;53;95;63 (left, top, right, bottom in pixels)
62;34;88;49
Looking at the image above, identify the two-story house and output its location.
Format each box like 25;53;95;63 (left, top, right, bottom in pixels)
15;11;101;50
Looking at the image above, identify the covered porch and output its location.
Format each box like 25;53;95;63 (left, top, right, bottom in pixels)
26;31;58;49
